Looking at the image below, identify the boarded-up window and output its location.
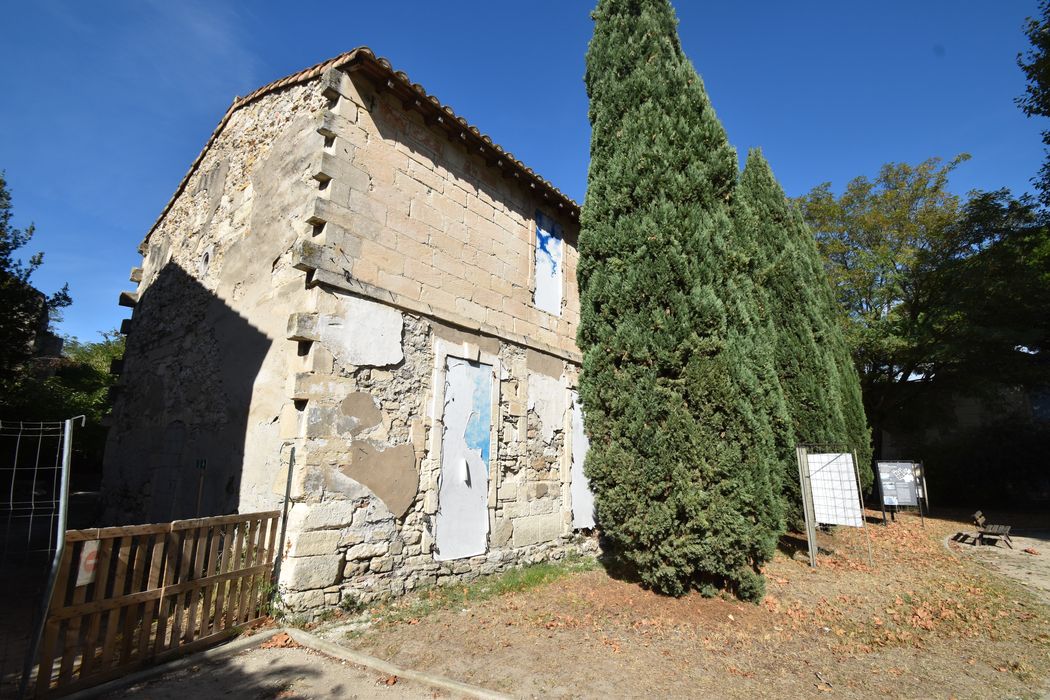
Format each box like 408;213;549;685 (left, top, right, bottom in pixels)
534;210;563;315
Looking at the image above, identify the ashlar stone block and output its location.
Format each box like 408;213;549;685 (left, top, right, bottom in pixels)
282;554;342;590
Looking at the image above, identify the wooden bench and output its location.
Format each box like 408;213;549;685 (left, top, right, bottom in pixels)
973;510;1013;548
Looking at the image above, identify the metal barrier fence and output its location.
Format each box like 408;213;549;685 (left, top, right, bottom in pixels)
1;418;80;698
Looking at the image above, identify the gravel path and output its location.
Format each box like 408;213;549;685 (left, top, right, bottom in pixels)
952;530;1050;607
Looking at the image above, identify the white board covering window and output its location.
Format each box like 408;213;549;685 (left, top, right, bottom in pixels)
533;210;563;316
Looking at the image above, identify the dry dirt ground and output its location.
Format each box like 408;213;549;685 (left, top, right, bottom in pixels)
121;634;462;700
315;510;1050;700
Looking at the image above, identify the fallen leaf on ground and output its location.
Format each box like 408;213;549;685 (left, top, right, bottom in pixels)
1023;548;1040;556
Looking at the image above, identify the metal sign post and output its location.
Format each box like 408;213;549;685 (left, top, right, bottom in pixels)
853;449;875;567
796;446;818;568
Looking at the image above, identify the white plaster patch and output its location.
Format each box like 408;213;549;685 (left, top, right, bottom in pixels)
324;467;373;500
527;371;567;445
570;392;596;529
319;292;404;367
434;357;492;561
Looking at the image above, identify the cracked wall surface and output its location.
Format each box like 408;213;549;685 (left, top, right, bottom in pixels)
106;64;596;614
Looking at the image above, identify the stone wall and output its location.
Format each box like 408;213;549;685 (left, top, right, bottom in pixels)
280;295;595;611
107;60;594;613
104;81;328;523
288;67;581;362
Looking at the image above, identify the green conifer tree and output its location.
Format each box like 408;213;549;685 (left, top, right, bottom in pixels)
783;200;873;487
732;150;819;525
578;0;782;600
735;150;872;516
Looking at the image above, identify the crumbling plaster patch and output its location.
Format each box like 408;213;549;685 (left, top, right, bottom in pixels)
340;392;383;434
433;356;494;561
526;347;563;380
527;371;567;445
276;306;598;614
570;392;596;529
431;320;501;358
340;442;418;519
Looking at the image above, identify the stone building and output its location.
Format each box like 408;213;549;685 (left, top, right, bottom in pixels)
103;47;597;611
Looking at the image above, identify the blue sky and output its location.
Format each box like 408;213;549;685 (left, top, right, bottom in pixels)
0;1;1043;341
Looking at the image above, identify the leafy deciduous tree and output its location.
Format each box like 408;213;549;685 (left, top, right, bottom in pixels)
1018;1;1050;206
798;157;1049;492
797;156;970;453
2;331;125;477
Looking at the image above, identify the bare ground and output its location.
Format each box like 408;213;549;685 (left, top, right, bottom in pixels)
121;634;461;700
318;511;1050;699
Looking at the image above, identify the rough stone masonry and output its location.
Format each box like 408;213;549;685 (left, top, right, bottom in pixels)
103;48;597;613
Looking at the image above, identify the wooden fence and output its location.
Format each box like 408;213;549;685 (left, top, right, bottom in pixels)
29;510;281;697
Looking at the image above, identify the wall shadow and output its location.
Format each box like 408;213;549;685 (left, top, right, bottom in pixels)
103;261;272;524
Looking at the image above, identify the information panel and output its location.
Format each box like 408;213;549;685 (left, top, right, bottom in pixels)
876;461;919;507
806;452;864;527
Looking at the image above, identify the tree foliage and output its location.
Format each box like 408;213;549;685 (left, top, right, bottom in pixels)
0;171;71;391
0;331;124;477
934;191;1050;386
734;151;872;519
798;159;1050;480
578;0;782;600
797;157;970;440
1018;1;1050;205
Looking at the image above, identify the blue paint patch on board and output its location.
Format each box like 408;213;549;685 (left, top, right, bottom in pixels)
463;362;492;470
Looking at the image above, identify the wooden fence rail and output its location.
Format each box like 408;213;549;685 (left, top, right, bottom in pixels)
29;510;281;697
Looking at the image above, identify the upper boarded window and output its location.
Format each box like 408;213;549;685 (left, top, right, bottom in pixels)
534;210;563;316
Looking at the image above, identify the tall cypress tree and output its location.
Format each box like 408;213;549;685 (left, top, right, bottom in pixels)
578;0;781;600
731;150;812;525
735;150;872;514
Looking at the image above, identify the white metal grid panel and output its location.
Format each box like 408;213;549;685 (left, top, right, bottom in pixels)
807;452;863;527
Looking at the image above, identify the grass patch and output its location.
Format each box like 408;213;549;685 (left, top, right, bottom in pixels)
371;555;598;626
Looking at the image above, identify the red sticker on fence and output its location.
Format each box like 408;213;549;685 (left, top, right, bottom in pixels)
76;540;99;587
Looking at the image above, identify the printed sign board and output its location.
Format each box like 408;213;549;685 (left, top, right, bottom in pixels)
806;452;864;527
877;461;919;507
76;539;100;587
